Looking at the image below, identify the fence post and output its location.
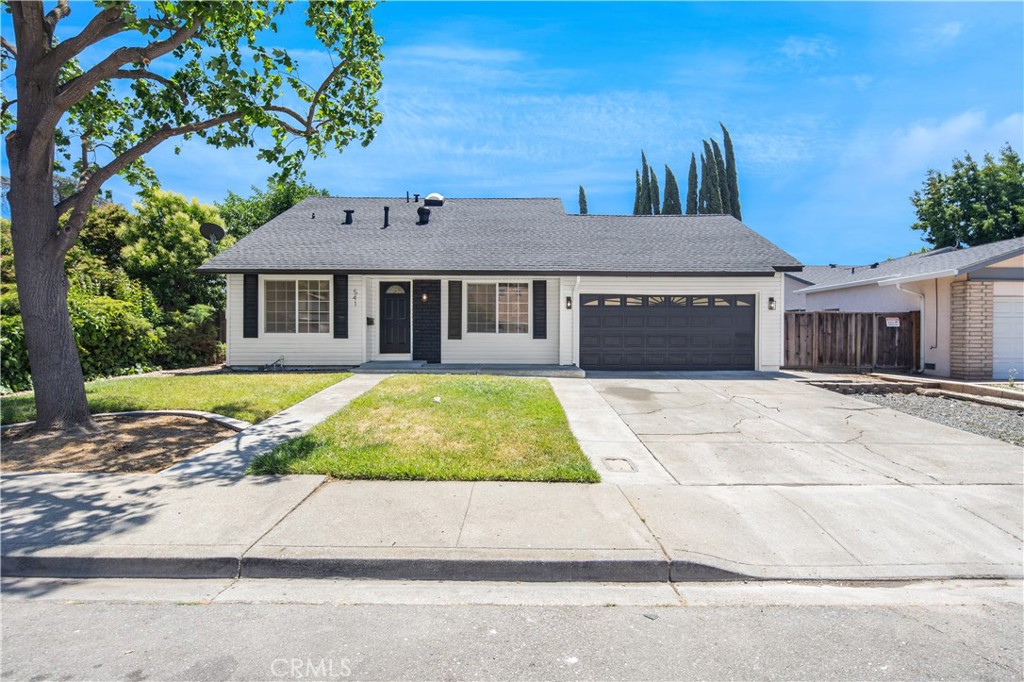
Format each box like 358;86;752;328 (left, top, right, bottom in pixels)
871;313;878;371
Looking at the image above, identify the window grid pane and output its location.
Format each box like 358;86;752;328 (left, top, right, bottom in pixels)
298;280;331;333
498;283;529;334
265;281;296;333
467;283;496;333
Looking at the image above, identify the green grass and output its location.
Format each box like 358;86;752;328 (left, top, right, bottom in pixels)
249;374;600;483
0;372;350;425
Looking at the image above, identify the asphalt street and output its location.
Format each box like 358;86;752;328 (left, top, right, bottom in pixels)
2;579;1021;681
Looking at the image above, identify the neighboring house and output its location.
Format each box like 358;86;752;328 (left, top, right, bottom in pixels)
198;195;801;372
785;237;1024;380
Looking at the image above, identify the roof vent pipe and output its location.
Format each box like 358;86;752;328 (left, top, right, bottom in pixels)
417;206;431;225
344;210;354;225
382;206;390;229
413;193;420;203
406;191;410;203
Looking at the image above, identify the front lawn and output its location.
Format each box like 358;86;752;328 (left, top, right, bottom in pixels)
249;374;599;482
0;372;349;425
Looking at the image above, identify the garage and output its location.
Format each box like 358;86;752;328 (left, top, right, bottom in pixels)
579;294;756;370
993;296;1024;380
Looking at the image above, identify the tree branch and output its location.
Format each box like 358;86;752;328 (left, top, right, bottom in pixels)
43;0;71;31
1;36;17;60
44;6;126;67
55;112;244;247
57;68;189;104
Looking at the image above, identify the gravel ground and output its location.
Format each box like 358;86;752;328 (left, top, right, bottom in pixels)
854;392;1024;447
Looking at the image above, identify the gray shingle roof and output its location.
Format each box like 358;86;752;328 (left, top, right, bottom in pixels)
198;197;802;275
794;237;1024;293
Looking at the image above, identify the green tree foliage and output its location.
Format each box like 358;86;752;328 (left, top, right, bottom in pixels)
702;140;724;213
698;154;709;213
649;166;661;215
120;190;234;313
662;165;682;215
633;170;642;215
638;151;652;216
218;178;329;240
3;0;384;428
578;185;588;215
720;123;742;220
711;139;731;216
686;153;699;215
910;145;1024;248
74;203;131;268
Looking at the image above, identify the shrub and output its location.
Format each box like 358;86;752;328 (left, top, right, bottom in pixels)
1;314;31;393
156;304;224;368
68;293;160;380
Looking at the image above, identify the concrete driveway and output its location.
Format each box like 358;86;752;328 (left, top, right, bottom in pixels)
550;372;1023;580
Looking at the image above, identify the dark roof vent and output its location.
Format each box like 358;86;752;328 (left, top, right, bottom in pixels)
413;193;420;203
870;262;878;269
344;210;354;225
829;264;836;268
417;206;431;225
424;192;445;207
382;206;390;229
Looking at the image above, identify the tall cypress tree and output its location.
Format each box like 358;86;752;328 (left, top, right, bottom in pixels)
711;139;731;216
633;170;642;215
649;166;661;215
578;185;588;215
720;122;741;220
639;151;652;215
686;153;699;215
698;153;709;214
702;140;724;213
662;164;682;214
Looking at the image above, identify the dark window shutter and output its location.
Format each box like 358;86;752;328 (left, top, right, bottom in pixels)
243;274;258;338
448;280;462;340
333;274;348;339
532;280;547;339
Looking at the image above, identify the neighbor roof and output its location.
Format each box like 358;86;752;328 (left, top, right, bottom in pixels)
198;197;802;275
793;237;1024;294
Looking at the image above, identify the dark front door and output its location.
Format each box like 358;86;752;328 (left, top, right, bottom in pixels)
579;294;756;370
380;282;411;354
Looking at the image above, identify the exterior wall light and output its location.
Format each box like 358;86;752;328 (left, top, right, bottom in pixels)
566;296;573;310
421;292;429;303
768;297;777;310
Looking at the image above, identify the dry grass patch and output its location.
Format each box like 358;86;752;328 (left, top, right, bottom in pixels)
1;414;234;474
249;374;599;482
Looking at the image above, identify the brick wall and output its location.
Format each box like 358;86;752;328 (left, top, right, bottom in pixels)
412;279;441;363
949;280;993;380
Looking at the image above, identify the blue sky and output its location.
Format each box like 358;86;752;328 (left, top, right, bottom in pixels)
6;2;1024;264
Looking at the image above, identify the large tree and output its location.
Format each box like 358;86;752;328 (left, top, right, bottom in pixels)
218;178;329;241
662;164;681;215
578;184;588;215
720;122;741;220
1;1;383;430
632;170;642;215
686;153;698;215
711;138;731;216
910;145;1024;248
648;165;660;215
701;140;724;214
638;151;651;216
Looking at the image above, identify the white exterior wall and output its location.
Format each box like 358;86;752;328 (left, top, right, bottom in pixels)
566;274;785;371
801;283;920;313
225;272;786;371
225;273;366;367
440;277;560;364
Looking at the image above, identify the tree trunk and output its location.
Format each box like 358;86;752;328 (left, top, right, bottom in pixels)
7;164;93;431
7;21;94;432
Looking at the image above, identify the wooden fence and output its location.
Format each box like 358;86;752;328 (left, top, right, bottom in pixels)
784;311;920;372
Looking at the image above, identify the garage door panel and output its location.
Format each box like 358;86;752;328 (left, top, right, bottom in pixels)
580;293;756;371
993;297;1023;379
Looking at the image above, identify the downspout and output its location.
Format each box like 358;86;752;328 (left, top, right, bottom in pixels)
896;282;926;373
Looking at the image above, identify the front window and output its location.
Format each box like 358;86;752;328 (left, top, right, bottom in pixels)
467;282;529;334
265;279;330;333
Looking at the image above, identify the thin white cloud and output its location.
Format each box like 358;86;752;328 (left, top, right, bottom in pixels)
914;21;963;50
780;36;837;60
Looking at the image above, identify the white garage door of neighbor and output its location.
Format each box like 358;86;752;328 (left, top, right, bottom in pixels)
993;297;1024;380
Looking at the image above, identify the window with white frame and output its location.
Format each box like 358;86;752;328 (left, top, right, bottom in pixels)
264;279;330;333
466;282;528;334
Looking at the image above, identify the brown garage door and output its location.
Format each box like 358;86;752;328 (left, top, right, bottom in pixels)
579;294;756;371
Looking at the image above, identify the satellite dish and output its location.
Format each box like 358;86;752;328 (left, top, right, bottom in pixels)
200;222;226;245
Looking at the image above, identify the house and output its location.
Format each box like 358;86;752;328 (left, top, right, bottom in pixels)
785;237;1024;380
198;195;802;372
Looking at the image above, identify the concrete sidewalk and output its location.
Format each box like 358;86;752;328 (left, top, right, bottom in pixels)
3;475;1020;582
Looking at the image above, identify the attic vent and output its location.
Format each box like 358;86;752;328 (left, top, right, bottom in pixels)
344;210;354;225
417;206;431;225
424;192;445;207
